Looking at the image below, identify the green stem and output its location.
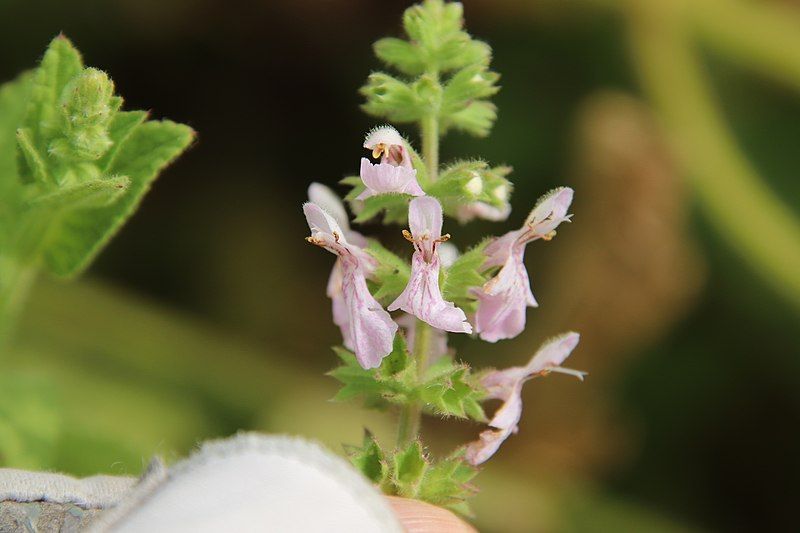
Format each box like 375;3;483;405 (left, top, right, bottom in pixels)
421;114;439;182
397;318;432;446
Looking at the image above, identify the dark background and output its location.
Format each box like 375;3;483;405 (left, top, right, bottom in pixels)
3;1;800;531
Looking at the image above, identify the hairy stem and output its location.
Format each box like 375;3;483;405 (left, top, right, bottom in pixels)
421;114;439;182
397;318;432;446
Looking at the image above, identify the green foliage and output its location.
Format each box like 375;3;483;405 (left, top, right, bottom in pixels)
441;240;489;313
344;431;391;489
345;433;478;514
365;240;410;304
1;35;193;281
428;160;513;218
420;357;487;421
329;335;486;422
353;192;412;224
362;0;500;138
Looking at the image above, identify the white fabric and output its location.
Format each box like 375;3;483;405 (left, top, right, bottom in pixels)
94;433;403;533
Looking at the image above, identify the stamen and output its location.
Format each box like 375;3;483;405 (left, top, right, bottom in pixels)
436;233;451;243
372;144;385;159
333;231;340;243
305;236;325;247
542;230;556;241
402;229;414;242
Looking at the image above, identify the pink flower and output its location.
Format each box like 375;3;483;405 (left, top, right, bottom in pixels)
388;197;472;334
455;201;511;223
363;125;413;170
304;199;397;369
465;332;585;465
474;187;574;342
357;158;425;200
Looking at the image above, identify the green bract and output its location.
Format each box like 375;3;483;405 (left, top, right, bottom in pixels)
345;432;479;516
362;0;499;138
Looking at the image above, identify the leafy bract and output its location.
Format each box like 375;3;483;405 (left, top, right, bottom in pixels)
346;433;478;515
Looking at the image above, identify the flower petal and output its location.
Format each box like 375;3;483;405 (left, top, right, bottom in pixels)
525;332;581;375
525;187;574;236
357;159;423;199
464;427;513;466
341;258;398;369
388;253;472;334
408;196;443;242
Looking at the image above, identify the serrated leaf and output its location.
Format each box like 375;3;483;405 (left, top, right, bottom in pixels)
416;455;478;510
418;359;487;421
374;38;426;76
442;65;500;116
361;73;426;123
328;337;416;410
442;99;497;137
346;431;390;486
43;120;194;277
378;332;412;378
393;440;428;498
441;240;489;310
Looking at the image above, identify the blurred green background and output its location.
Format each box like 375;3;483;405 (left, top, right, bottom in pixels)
2;0;800;531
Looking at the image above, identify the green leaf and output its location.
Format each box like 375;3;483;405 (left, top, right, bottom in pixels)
353;192;411;224
442;99;497;138
27;176;130;211
21;35;84;152
15;127;51;185
43;120;194;277
98;110;148;172
361;73;426;123
374;38;426;76
378;333;413;378
441;65;500;116
416;454;478;513
393;440;429;498
365;240;411;303
441;240;489;312
0;73;33;185
345;431;391;487
419;358;487;421
328;336;416;409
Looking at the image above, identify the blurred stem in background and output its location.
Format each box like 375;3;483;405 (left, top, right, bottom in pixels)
583;0;800;308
